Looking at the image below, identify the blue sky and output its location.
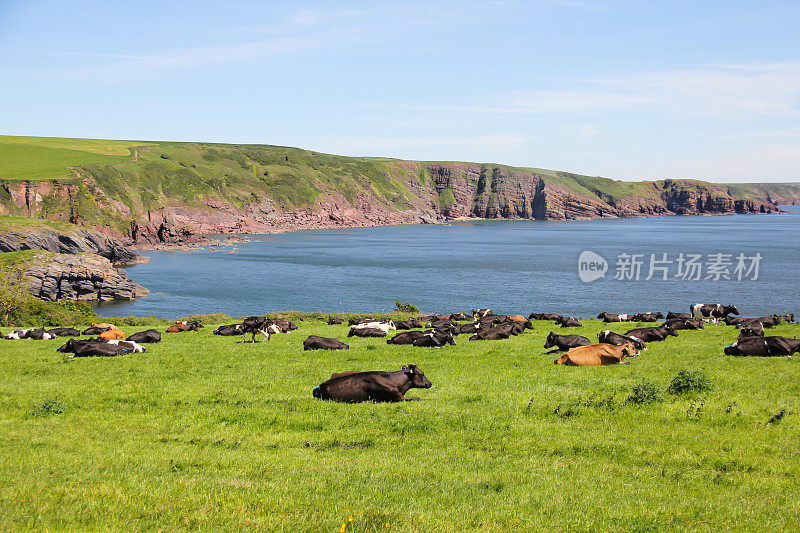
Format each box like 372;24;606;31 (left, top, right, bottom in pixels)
1;1;799;182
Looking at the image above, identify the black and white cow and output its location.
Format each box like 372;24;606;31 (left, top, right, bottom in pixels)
597;330;648;351
543;332;591;351
213;323;243;336
126;329;162;343
724;336;800;357
624;325;677;342
691;304;739;324
303;335;349;350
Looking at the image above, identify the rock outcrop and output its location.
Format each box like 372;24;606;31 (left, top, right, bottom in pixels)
23;252;149;302
0;225;147;266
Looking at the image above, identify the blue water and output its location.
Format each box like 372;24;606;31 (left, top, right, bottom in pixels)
97;208;800;319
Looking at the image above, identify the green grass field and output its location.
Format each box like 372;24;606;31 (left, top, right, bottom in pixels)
1;317;799;531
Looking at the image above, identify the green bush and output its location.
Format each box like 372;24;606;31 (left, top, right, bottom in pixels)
394;301;419;313
626;380;663;404
667;370;711;395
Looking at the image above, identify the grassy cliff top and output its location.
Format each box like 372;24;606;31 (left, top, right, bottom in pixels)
0;216;80;233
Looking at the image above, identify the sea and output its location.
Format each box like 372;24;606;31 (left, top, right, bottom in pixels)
96;207;800;319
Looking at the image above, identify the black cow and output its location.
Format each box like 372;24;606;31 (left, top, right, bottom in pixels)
598;330;648;351
597;313;633;323
312;365;432;403
82;326;110;336
469;328;511;341
427;318;456;330
126;329;162;343
738;323;764;339
456;323;481;335
57;338;130;357
477;315;509;326
387;331;426;345
348;317;380;326
724;336;800;357
327;317;343;325
26;328;57;340
46;327;81;337
666;312;692;320
348;327;387;338
631;312;664;322
393;319;423;330
662;318;704;330
624;325;677;342
543;332;591;351
241;316;280;342
303;335;349;350
450;312;471;321
691;304;739;323
213;323;243;336
557;316;582;328
529;313;563;321
413;330;456;347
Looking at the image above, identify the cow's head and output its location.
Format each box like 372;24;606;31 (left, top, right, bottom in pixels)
727;305;740;316
597;312;608;320
665;326;678;337
403;365;432;389
620;341;640;358
543;332;557;348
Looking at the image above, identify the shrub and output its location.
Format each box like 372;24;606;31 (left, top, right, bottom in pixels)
394;301;419;313
29;399;66;417
667;370;711;395
626;380;663;404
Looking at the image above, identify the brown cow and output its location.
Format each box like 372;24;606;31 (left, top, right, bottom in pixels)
99;328;125;340
166;322;201;333
554;342;639;366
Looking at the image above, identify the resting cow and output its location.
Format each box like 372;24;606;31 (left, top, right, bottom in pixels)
543;332;591;351
556;316;582;328
597;313;632;323
25;328;57;340
57;338;132;357
554;342;639;366
348;326;387;338
666;312;692;320
166;322;201;333
469;328;511;341
82;325;112;336
99;329;125;340
413;330;455;347
662;318;703;330
724;336;800;357
327;317;343;325
631;312;663;322
393;319;423;330
472;309;492;319
387;331;426;345
529;313;563;321
597;330;647;351
738;323;764;339
46;327;81;337
691;303;739;324
624;325;677;342
449;312;471;321
213;324;243;336
312;364;432;403
126;329;162;343
303;335;349;350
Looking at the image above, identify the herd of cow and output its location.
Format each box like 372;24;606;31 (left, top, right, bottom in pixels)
2;303;797;403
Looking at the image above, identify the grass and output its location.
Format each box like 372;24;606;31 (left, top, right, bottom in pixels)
0;135;151;181
0;216;79;233
1;316;799;530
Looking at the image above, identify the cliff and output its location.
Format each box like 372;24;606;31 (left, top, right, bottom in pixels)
2;135;799;244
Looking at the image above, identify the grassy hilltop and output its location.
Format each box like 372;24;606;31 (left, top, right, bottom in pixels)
1;316;799;530
2;135;799;238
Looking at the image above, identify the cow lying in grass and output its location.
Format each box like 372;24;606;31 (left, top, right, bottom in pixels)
303;335;349;350
57;338;140;357
99;329;125;340
3;328;56;340
166;321;202;333
46;327;81;337
213;324;243;336
554;342;639;366
556;316;582;328
724;336;800;356
598;330;647;351
312;364;432;403
624;325;677;342
543;332;591;351
126;330;162;343
412;330;455;347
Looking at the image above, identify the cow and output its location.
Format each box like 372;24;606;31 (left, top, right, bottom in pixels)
46;327;81;337
327;317;343;325
241;316;281;342
303;335;349;350
662;318;704;330
498;322;526;336
82;325;112;336
529;313;563;321
631;312;664;322
456;323;481;335
426;318;455;330
691;304;739;324
270;318;298;332
780;313;795;324
738;323;764;339
387;331;427;345
556;316;582;328
348;327;387;338
393;319;423;330
166;322;201;333
213;324;243;336
91;323;116;331
469;328;511;341
666;312;692;320
597;313;632;323
724;336;800;357
624;325;677;342
313;365;432;403
57;338;131;357
418;314;449;322
477;315;509;326
507;315;528;323
348;317;376;326
126;329;162;343
449;312;471;321
597;330;647;351
351;321;395;334
543;332;591;351
472;309;492;319
554;342;639;366
413;330;456;347
3;328;33;340
99;329;125;340
26;328;56;340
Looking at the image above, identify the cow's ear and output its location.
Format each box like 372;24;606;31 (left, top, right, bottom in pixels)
402;365;409;372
